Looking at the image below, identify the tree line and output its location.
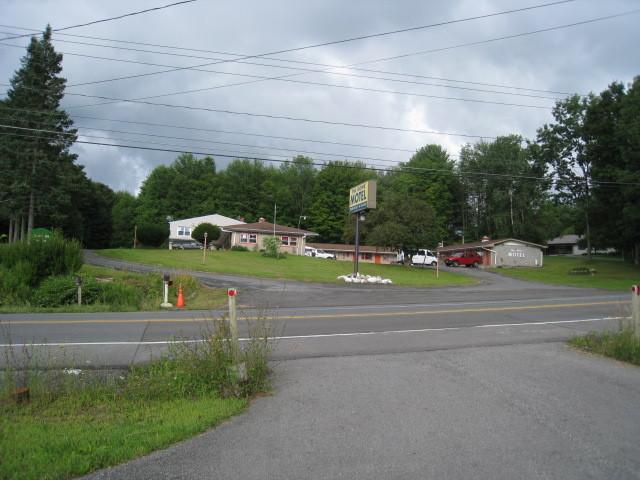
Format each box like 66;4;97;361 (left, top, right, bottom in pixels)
1;28;638;263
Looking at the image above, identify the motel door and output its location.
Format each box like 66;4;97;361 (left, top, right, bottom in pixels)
374;254;381;264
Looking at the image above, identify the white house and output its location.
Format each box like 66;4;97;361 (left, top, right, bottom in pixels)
168;214;244;242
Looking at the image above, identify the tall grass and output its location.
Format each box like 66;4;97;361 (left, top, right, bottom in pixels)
0;234;82;304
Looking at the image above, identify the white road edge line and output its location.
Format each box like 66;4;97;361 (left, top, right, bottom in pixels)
0;316;629;348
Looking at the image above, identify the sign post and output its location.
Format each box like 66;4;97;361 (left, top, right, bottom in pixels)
349;180;376;277
202;232;208;264
632;285;640;338
160;273;173;308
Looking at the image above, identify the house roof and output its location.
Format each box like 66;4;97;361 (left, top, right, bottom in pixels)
308;243;397;254
169;213;243;227
547;234;581;245
224;221;317;236
436;238;547;253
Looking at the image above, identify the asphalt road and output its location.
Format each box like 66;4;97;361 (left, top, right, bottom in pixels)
0;252;630;367
84;343;640;480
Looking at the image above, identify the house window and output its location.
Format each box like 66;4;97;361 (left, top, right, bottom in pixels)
178;226;191;236
281;236;290;246
239;233;257;244
361;252;372;260
290;236;297;246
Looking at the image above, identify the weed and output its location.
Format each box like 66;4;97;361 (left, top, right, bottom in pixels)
569;330;640;366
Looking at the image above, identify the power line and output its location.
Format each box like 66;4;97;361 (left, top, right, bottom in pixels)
1;1;575;90
0;1;198;42
2;126;638;186
0;23;577;96
0;117;415;166
0;105;419;153
0;82;499;139
356;9;640;66
0;40;561;102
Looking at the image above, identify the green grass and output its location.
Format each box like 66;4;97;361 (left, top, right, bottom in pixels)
98;249;476;287
569;329;640;366
1;318;272;479
0;264;227;313
492;256;640;290
0;395;245;480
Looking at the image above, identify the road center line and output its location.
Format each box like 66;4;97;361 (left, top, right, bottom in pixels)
0;300;624;325
0;316;628;348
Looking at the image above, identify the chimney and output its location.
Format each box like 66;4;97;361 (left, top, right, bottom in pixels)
481;236;490;242
238;217;245;223
258;217;266;223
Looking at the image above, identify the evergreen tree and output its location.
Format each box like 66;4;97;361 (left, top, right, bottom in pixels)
0;25;78;241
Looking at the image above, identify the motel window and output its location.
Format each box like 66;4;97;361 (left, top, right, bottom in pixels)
240;233;248;243
178;226;191;236
290;237;297;246
281;236;290;246
361;252;372;260
249;234;257;244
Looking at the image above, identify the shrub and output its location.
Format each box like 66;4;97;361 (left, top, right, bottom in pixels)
192;223;221;244
262;236;285;259
230;245;248;252
0;233;82;285
0;234;82;304
136;223;169;247
32;275;102;307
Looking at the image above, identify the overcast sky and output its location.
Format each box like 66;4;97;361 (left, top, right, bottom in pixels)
1;0;638;194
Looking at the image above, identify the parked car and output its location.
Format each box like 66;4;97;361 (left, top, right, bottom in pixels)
170;240;203;250
411;249;438;266
444;251;482;267
305;247;336;259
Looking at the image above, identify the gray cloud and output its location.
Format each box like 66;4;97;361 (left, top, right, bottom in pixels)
1;0;638;193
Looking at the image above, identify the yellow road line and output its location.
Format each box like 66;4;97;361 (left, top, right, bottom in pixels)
2;300;623;325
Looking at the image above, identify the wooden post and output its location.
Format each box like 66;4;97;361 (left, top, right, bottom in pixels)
228;288;247;381
202;232;208;264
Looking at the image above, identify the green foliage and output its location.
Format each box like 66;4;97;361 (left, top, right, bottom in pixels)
363;191;439;250
136;223;169;247
458;136;547;242
136;154;218;224
569;330;640;366
192;222;221;244
261;236;285;258
32;275;99;307
111;191;138;247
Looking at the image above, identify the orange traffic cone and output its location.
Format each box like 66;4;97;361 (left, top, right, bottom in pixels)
176;285;185;308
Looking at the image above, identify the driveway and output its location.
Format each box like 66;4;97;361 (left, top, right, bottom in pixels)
85;342;640;480
84;251;606;309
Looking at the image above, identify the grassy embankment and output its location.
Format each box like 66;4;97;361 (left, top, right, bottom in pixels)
569;330;640;366
0;264;227;313
98;249;476;287
492;256;640;290
1;319;272;480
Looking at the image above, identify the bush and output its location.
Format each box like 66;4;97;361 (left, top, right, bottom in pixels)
136;223;169;247
230;245;248;252
0;234;82;304
32;275;102;307
192;223;221;244
262;236;285;259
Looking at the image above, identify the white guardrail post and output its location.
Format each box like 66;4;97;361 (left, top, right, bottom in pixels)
632;285;640;338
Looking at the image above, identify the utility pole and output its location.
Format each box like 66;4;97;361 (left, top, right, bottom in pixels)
133;225;137;248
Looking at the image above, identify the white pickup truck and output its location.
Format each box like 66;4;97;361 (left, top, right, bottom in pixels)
411;249;438;266
304;247;336;259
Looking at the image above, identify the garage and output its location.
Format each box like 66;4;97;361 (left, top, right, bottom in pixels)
437;237;546;268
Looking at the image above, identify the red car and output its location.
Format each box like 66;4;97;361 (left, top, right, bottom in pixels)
444;251;482;267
